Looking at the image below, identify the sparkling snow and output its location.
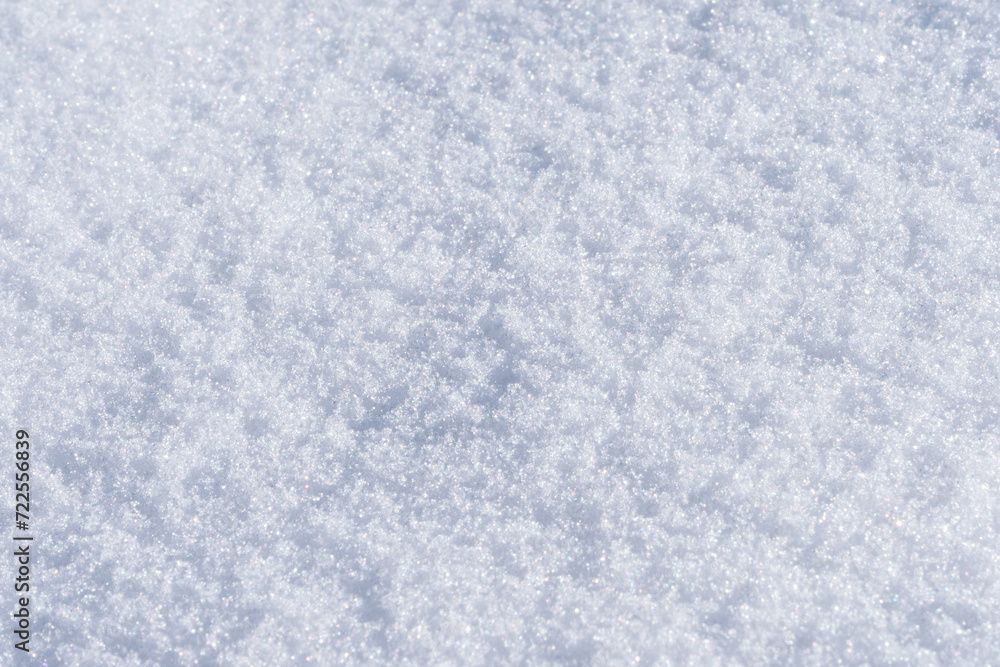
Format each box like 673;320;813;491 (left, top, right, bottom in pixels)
2;0;1000;664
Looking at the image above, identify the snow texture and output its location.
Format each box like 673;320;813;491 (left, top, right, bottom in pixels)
2;0;1000;664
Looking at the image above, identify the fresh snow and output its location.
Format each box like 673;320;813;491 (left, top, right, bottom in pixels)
2;0;1000;664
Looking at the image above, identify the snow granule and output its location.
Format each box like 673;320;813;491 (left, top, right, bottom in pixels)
2;0;999;664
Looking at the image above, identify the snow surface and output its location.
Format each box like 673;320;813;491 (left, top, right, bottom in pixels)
2;0;1000;664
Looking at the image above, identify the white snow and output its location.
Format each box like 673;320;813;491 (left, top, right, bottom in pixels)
2;0;1000;663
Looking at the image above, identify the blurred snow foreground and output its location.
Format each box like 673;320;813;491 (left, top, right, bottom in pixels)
2;0;1000;663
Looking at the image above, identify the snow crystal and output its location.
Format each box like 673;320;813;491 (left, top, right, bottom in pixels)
2;0;1000;663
